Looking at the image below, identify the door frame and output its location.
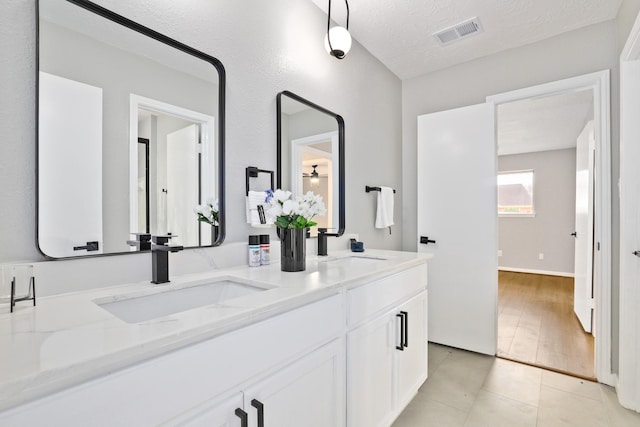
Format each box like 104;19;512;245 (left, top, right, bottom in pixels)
486;70;613;385
128;94;216;243
618;11;640;411
291;131;339;230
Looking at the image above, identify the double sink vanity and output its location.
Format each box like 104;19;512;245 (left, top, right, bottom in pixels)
0;251;429;426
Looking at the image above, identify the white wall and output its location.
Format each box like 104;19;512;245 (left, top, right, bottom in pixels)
498;149;577;275
0;1;401;280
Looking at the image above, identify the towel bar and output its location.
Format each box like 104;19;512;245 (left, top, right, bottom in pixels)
365;185;396;194
246;167;274;195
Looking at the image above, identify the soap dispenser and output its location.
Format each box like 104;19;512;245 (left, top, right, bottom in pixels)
317;228;328;256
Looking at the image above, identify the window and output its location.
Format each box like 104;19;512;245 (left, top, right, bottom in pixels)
497;170;534;216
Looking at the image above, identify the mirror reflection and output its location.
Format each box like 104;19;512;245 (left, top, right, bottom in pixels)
37;0;225;258
277;91;345;236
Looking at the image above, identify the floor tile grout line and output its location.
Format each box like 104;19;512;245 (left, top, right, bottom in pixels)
480;387;541;409
541;382;603;403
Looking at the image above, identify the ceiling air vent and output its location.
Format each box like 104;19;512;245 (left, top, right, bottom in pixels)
433;17;483;46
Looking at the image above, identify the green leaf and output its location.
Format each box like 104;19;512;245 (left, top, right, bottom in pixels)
275;217;290;228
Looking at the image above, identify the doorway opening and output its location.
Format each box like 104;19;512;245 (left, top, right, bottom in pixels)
488;71;612;384
129;94;216;248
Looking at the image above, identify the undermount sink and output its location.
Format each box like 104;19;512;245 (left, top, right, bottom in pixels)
320;256;387;266
95;278;269;323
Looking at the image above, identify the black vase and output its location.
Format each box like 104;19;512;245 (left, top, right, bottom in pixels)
280;228;306;272
211;225;219;244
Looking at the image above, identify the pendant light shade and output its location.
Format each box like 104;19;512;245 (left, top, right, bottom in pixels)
324;26;352;59
325;0;351;60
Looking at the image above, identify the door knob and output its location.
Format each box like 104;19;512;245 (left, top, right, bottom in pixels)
633;250;640;257
73;241;99;251
420;236;436;245
571;232;577;237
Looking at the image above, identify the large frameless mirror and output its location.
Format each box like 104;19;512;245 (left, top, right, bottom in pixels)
37;0;225;258
277;91;345;237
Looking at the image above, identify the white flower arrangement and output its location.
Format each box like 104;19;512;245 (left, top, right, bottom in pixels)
194;198;219;226
265;189;326;229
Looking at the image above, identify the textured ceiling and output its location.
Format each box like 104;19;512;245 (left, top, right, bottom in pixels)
311;0;622;79
497;90;594;156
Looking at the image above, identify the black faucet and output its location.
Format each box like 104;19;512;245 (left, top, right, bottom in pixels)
317;228;328;256
151;235;183;284
127;233;151;251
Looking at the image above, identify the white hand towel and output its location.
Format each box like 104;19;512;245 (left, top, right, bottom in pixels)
246;191;272;227
375;187;394;229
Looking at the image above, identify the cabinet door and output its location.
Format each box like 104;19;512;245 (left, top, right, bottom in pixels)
164;393;245;427
244;339;345;427
396;291;428;411
347;313;396;427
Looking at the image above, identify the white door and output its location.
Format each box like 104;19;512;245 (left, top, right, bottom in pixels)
417;103;497;355
573;121;595;333
619;55;640;410
166;124;199;247
38;72;103;257
244;340;344;427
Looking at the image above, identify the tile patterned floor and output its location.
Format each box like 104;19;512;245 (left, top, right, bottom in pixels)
393;343;640;427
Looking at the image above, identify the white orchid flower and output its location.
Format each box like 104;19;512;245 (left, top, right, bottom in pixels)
273;189;292;203
282;199;297;215
206;197;219;211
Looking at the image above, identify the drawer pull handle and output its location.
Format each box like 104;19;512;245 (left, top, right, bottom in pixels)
251;399;265;427
401;310;409;348
396;312;405;351
235;408;248;427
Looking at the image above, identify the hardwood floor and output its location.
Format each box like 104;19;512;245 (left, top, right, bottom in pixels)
497;271;595;380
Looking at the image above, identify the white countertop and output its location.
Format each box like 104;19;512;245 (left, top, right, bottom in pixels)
0;249;429;412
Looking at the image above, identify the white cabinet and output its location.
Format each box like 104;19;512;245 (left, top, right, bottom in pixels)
347;312;396;427
347;286;428;427
171;340;344;427
0;295;343;427
168;393;244;427
243;339;344;427
396;292;428;411
0;260;428;427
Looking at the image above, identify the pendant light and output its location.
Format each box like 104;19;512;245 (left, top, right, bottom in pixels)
324;0;351;59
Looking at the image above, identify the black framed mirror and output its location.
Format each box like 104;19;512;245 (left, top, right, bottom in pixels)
277;91;345;237
37;0;225;258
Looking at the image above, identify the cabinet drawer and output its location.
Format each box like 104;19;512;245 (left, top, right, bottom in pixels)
0;294;342;427
347;264;427;326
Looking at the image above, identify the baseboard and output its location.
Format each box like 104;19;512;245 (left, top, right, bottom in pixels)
498;267;574;278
